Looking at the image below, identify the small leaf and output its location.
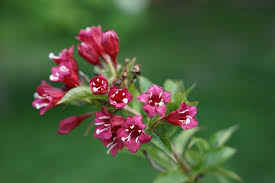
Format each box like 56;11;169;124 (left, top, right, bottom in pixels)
202;146;236;169
128;84;141;113
138;75;153;93
214;168;242;182
209;125;238;148
57;86;108;105
173;127;199;156
154;171;188;183
127;57;136;71
188;137;210;153
183;82;197;97
164;79;180;101
150;132;176;162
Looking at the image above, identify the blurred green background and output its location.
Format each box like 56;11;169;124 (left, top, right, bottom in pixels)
1;0;275;182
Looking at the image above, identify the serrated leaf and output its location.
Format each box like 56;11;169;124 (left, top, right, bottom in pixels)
154;171;188;183
138;75;153;93
188;137;210;153
150;132;176;162
173;127;199;156
214;168;242;182
128;84;141;113
209;125;238;148
202;146;236;169
57;86;108;105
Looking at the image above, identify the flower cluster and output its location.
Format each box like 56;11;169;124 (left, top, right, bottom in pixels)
32;25;198;157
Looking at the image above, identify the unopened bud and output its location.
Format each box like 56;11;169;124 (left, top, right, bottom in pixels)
113;80;122;86
132;64;141;75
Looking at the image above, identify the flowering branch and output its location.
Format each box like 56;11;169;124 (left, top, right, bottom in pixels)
32;25;240;183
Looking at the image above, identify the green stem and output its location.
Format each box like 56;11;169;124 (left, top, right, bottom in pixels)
103;54;117;78
123;105;141;116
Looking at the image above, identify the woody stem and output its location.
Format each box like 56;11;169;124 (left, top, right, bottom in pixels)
123;105;141;116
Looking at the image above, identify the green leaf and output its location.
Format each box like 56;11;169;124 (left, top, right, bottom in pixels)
188;137;210;153
128;84;141;113
142;144;177;169
214;168;242;182
202;146;236;169
216;174;230;183
154;171;188;183
184;149;202;167
127;57;136;72
209;125;238;148
57;86;108;105
150;132;176;162
173;127;199;156
164;79;181;101
183;82;197;97
138;75;153;93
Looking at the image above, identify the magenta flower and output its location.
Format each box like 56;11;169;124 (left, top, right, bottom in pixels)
78;42;102;67
32;81;65;115
138;84;171;118
58;113;91;135
100;125;124;157
76;25;105;58
108;87;132;108
167;102;198;130
89;74;108;95
117;116;152;154
93;106;125;140
49;46;80;88
102;30;119;66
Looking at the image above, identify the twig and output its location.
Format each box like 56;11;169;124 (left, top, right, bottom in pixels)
123;105;141;116
171;145;190;173
142;150;165;172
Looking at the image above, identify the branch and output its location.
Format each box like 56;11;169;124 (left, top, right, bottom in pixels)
143;150;165;172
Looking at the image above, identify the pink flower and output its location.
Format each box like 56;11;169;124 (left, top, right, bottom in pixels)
76;25;105;58
49;46;80;88
93;106;125;140
167;102;198;130
32;81;65;115
137;84;171;118
89;74;108;95
78;42;102;67
58;113;91;135
102;30;119;66
108;87;132;108
117;116;152;154
100;125;124;156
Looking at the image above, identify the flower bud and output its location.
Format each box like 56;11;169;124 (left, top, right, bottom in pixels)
102;30;119;65
58;113;91;135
